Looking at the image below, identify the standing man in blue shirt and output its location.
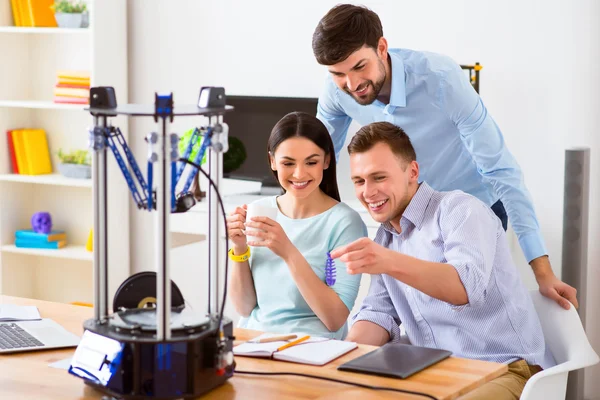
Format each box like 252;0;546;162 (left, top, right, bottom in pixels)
331;121;554;399
313;4;577;309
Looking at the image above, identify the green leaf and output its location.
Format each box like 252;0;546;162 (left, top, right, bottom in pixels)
52;0;87;14
57;148;90;165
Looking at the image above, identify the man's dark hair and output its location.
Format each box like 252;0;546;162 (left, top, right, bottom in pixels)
312;4;383;65
348;122;416;165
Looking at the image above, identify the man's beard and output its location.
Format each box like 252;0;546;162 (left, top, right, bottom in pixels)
344;59;386;105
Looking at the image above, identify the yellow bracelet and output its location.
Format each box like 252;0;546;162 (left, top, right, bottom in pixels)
228;246;251;262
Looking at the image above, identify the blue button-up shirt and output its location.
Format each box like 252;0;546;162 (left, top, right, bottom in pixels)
352;182;554;368
317;48;545;262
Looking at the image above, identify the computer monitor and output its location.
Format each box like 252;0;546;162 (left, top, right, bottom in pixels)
222;95;319;195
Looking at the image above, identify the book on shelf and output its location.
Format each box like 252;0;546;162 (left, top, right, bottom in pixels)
54;87;90;98
10;129;30;174
15;238;67;249
6;130;20;174
54;71;90;105
15;229;67;242
57;70;91;81
56;77;90;86
56;83;92;89
5;129;53;175
53;97;88;105
15;239;67;249
22;129;52;174
10;0;22;26
10;0;57;27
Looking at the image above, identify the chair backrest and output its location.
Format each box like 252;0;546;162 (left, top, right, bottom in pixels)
529;290;597;366
521;291;599;400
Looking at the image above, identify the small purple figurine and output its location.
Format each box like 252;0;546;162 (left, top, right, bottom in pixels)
31;212;52;234
325;252;336;287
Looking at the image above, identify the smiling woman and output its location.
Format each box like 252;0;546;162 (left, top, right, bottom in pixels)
267;112;340;202
225;112;368;339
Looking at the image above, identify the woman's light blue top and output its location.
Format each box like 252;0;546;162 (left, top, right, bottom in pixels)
238;196;367;339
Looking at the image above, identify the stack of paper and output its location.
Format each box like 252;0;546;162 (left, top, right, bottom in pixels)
0;304;41;322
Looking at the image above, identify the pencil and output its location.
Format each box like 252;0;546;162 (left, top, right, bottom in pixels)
253;334;298;343
276;335;310;352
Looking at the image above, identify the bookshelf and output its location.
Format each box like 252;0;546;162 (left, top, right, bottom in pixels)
0;100;86;110
1;244;92;261
0;0;130;305
0;26;89;34
0;172;92;187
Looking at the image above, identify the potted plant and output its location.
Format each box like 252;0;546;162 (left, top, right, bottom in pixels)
57;148;91;179
50;0;87;29
178;129;247;201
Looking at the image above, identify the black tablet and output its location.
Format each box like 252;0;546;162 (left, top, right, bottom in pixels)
338;342;452;379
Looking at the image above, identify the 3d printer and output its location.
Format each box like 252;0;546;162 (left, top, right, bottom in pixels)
68;87;235;399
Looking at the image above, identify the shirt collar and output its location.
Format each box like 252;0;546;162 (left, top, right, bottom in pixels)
380;182;435;234
402;182;434;229
388;52;407;108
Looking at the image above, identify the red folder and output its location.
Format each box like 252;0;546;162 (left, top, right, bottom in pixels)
6;130;19;174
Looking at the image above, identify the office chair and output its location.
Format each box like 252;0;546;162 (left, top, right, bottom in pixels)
520;290;599;400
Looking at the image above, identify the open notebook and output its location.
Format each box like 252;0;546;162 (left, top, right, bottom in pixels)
234;333;357;366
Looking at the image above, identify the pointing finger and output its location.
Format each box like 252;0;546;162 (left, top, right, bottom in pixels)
330;238;368;259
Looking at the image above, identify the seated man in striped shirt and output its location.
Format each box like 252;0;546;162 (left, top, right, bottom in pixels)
330;121;555;400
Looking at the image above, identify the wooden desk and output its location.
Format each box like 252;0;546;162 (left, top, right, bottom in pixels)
0;296;507;399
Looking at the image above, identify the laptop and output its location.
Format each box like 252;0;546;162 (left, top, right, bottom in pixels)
0;319;81;354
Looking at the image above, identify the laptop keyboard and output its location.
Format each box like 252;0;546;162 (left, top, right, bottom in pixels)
0;323;45;349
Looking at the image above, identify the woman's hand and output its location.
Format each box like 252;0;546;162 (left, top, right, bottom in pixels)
226;205;248;253
245;216;296;259
226;205;257;317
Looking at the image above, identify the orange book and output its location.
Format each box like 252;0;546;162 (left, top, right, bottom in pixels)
27;0;57;27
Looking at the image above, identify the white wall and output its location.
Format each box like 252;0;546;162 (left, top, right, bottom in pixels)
127;1;600;396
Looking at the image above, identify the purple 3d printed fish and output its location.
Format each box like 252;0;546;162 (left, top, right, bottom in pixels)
31;212;52;234
325;251;336;286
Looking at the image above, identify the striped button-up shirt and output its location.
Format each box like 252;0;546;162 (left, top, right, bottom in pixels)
352;182;555;368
